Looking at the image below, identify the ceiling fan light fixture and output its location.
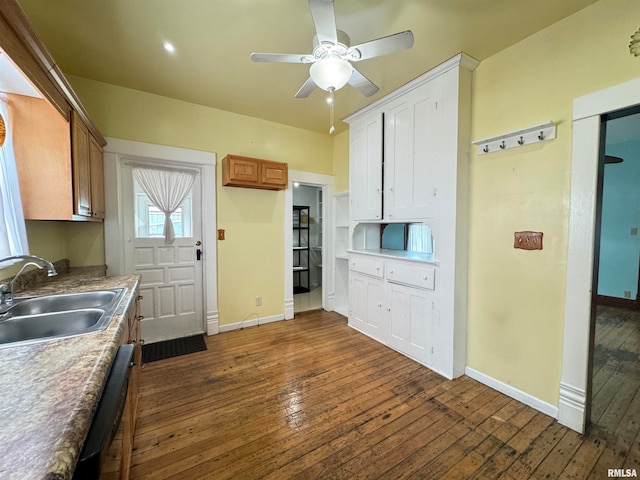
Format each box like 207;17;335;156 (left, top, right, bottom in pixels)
310;57;353;92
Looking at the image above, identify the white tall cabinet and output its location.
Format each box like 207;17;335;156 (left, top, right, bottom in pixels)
344;53;478;380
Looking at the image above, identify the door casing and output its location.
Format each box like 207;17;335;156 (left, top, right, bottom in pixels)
103;138;219;336
560;75;640;433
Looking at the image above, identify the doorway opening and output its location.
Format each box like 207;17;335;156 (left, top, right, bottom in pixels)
589;108;640;442
293;183;323;313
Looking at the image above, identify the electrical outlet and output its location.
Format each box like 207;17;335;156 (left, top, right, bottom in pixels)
256;296;262;306
631;227;638;236
624;291;632;299
514;231;543;250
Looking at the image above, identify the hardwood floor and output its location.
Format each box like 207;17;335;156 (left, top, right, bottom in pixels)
130;310;639;479
590;306;640;453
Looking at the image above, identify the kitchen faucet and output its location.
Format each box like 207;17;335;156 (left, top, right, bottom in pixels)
0;255;57;307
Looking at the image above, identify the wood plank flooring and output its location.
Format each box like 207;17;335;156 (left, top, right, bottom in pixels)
590;306;640;459
130;310;639;479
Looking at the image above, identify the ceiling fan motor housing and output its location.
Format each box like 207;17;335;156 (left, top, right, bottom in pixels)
312;30;351;60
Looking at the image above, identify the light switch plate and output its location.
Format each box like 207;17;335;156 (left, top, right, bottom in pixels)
514;231;543;250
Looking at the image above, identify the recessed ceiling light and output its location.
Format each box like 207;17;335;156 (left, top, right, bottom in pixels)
162;41;176;54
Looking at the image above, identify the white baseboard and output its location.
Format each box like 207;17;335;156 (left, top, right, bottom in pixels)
219;313;286;333
465;366;558;419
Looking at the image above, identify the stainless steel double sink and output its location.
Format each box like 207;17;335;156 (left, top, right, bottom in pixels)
0;288;126;347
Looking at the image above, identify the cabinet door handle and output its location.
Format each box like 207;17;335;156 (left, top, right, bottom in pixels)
137;295;144;300
386;306;391;312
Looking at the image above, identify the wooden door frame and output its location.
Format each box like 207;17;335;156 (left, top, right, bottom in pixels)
103;138;219;335
560;76;640;433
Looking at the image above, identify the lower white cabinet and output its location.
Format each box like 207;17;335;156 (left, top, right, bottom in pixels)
348;252;438;371
349;272;386;340
387;282;433;365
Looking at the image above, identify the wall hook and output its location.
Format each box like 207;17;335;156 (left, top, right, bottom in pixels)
473;121;556;155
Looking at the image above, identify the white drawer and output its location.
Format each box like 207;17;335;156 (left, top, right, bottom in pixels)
386;261;435;290
349;256;384;278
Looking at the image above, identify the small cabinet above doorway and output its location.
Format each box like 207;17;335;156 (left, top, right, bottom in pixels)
222;154;288;191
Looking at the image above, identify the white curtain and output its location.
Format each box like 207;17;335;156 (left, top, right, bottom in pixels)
132;164;197;244
0;95;29;260
407;223;433;255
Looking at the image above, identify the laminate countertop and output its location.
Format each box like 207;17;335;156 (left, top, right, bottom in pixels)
0;268;140;480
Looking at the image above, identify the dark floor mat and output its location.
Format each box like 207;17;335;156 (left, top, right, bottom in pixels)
142;334;207;363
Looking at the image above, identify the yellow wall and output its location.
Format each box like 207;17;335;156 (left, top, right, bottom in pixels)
0;221;103;279
467;0;640;404
68;76;334;325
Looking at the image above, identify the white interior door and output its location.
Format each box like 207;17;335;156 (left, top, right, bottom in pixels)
122;161;204;343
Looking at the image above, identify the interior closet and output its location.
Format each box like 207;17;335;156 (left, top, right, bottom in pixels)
292;184;323;313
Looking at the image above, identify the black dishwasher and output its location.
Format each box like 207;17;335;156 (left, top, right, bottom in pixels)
73;344;134;480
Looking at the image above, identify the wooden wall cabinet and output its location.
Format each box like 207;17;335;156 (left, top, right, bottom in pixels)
8;94;74;220
0;0;106;222
71;111;105;219
222;154;288;191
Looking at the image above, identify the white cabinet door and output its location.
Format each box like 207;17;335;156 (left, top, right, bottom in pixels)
384;79;443;220
386;282;433;365
348;271;385;340
350;112;383;221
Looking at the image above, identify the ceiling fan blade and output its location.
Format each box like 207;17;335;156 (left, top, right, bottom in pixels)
347;30;414;61
295;77;317;98
348;68;379;97
251;52;314;64
309;0;337;45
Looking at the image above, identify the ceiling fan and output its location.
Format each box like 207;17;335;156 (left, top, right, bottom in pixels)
250;0;414;99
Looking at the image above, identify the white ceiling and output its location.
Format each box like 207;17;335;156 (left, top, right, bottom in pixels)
15;0;601;135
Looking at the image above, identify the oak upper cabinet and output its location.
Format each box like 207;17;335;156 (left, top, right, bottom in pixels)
349;113;383;221
72;110;105;219
0;1;107;221
8;94;74;221
222;154;288;191
89;135;105;218
384;78;443;220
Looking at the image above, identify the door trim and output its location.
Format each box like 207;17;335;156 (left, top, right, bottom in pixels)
284;171;335;319
103;138;219;335
560;75;640;433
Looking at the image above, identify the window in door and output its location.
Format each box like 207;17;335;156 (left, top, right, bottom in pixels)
133;178;193;239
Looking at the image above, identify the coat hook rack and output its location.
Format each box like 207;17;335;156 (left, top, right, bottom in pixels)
473;121;556;155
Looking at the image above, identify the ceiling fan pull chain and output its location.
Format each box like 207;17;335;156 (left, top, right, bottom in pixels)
328;88;335;134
